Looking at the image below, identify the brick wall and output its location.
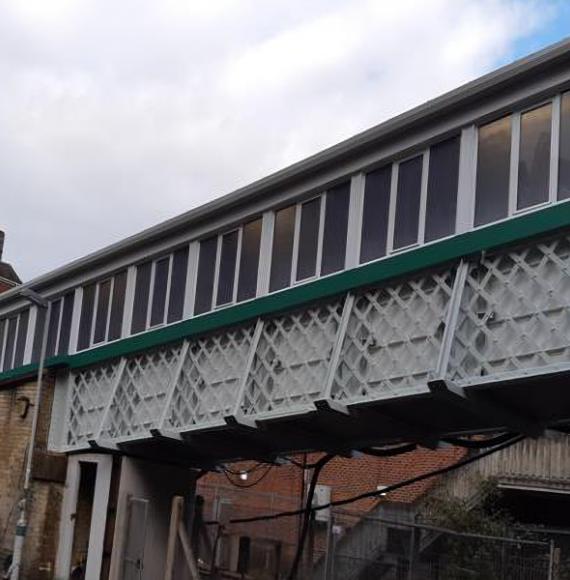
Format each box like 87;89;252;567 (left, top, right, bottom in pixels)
0;375;66;580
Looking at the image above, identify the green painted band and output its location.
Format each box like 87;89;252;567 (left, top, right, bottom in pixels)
1;200;570;384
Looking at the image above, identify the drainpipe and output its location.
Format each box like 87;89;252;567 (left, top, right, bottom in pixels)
10;288;50;580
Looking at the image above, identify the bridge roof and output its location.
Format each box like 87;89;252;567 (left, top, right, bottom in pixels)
3;37;570;303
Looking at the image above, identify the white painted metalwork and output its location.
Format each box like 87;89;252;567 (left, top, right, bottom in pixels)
163;323;256;432
448;232;570;383
330;267;455;404
51;228;570;451
100;346;182;441
64;362;121;448
241;298;345;419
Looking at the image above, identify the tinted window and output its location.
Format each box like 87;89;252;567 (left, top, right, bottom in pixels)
78;284;96;351
46;299;61;357
3;317;17;371
518;104;551;210
321;183;350;275
394;156;423;249
108;271;127;340
194;236;218;315
217;231;239;306
360;166;391;263
58;292;74;355
560;92;570;200
13;310;29;368
475;116;511;226
425;136;460;242
237;219;262;302
150;258;170;326
296;198;321;281
131;262;152;334
168;247;189;323
93;280;111;344
270;205;296;292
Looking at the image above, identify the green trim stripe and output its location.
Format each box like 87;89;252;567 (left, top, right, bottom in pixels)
2;201;570;384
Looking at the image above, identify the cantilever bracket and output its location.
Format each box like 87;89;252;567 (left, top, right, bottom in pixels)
314;398;350;416
428;378;543;438
88;438;120;452
224;412;258;430
150;428;186;443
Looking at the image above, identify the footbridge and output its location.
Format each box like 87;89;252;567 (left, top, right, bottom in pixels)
3;40;570;468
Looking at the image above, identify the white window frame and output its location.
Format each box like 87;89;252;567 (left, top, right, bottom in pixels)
146;254;174;329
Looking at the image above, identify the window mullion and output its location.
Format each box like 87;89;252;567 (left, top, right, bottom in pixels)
232;228;243;303
212;235;222;310
386;162;398;254
316;194;326;277
291;203;301;285
418;150;429;244
90;284;100;347
550;94;561;203
509;112;521;215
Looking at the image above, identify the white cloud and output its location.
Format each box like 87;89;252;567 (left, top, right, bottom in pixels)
0;0;557;279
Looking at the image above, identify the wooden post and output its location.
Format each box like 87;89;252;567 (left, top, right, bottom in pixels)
164;495;201;580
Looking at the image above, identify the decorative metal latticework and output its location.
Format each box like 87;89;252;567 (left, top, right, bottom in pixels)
163;324;255;432
448;234;570;383
65;363;119;448
331;268;455;404
55;230;570;451
241;299;345;419
100;345;182;441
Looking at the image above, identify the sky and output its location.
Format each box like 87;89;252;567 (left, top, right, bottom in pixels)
0;0;569;281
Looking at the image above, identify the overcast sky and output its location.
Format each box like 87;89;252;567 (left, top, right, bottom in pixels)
0;0;568;281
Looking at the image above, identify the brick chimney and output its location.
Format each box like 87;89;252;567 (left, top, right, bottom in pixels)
0;231;21;291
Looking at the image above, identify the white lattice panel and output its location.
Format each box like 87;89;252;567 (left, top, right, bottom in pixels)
64;363;119;449
101;345;182;440
163;325;255;431
241;299;344;418
448;234;570;383
331;269;455;404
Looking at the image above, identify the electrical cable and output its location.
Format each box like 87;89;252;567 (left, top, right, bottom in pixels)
286;453;334;580
222;464;274;488
442;432;516;449
203;433;525;526
222;462;268;476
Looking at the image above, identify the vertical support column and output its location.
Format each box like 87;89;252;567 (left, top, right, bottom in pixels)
54;457;82;578
225;318;264;427
84;454;114;580
316;293;354;413
55;454;113;580
435;260;469;379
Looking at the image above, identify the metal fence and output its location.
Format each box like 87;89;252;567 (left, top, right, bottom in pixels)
193;487;569;580
317;512;563;580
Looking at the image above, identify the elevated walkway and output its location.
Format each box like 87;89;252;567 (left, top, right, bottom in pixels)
49;228;570;463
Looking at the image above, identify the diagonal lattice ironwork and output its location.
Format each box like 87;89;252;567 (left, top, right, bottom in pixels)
162;324;255;432
241;298;345;419
448;234;570;383
330;268;456;404
64;362;120;448
100;345;182;440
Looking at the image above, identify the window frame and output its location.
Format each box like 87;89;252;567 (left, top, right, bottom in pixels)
0;308;31;372
473;94;561;227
